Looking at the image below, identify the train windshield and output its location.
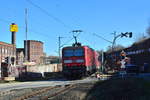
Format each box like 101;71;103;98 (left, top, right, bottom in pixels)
63;49;74;57
74;49;84;56
63;48;84;57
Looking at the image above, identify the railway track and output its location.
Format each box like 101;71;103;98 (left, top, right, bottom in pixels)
12;84;75;100
0;76;98;100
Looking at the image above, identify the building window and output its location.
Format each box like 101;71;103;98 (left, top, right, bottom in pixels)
2;48;4;53
5;49;8;55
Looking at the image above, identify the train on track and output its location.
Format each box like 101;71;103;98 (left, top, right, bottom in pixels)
62;43;101;79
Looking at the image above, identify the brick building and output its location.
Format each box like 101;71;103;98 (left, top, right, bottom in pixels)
0;42;16;77
24;40;44;65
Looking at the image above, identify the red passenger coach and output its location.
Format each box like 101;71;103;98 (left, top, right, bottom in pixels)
62;45;100;79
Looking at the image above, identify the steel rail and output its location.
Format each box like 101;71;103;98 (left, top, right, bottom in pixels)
12;84;75;100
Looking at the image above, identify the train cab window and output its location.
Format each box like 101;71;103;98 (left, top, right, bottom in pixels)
64;49;74;57
63;48;84;57
74;49;84;56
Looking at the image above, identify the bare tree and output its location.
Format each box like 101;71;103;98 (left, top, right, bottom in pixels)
135;33;147;43
146;26;150;36
106;45;125;53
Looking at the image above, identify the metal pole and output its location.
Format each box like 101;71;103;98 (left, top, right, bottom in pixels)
11;32;16;45
101;51;104;72
25;8;28;62
112;32;116;52
58;36;61;63
111;32;123;52
58;36;64;63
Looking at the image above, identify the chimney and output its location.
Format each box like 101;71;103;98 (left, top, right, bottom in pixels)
11;23;16;45
12;32;16;45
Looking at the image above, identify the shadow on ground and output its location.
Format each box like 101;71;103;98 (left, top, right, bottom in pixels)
84;77;150;100
15;72;65;82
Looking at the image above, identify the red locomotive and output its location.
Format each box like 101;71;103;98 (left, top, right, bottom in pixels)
62;44;101;79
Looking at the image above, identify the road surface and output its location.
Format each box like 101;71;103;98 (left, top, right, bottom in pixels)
0;77;98;92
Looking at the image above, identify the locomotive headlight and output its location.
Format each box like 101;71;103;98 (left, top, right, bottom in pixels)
64;60;73;63
76;59;84;63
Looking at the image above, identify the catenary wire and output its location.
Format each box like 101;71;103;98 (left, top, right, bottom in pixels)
26;0;72;30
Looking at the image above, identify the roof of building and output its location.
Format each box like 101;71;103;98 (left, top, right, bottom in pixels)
0;41;15;47
24;40;43;44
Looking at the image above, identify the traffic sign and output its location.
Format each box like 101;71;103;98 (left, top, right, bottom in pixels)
120;50;126;57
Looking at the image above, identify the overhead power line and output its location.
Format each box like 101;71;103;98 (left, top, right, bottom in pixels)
60;37;74;48
60;31;82;48
0;18;11;23
26;0;72;29
0;18;54;40
93;33;113;43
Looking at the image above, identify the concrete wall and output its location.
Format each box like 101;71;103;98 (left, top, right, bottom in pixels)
26;64;62;77
27;64;62;73
0;64;62;79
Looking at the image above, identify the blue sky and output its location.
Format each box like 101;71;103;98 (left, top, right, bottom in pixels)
0;0;150;56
